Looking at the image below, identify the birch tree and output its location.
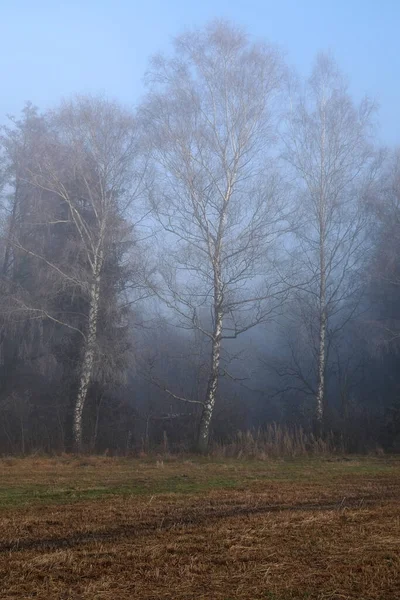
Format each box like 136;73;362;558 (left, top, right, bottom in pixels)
282;54;379;425
12;97;145;451
142;22;288;452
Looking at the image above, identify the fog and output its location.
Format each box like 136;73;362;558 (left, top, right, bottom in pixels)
0;19;399;455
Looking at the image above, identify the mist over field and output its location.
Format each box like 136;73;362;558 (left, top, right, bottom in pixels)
1;5;400;599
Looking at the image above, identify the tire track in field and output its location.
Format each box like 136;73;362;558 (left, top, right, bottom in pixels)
0;491;398;554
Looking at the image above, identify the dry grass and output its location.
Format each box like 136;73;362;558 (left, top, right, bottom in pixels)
211;425;344;458
0;456;399;599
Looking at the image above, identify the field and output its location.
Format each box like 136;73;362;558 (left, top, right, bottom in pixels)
0;456;399;599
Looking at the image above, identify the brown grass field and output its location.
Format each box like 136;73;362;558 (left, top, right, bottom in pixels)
0;456;399;599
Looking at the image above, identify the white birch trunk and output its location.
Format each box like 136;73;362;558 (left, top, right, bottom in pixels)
73;259;102;452
197;309;223;453
316;92;327;426
197;263;224;453
316;267;326;424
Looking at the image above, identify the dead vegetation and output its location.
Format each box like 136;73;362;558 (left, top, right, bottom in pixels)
211;425;345;458
0;456;399;599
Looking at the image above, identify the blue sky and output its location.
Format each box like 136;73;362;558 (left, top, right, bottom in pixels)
0;0;399;144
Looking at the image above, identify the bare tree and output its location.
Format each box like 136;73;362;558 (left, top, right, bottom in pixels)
282;54;380;425
8;96;145;451
141;21;288;451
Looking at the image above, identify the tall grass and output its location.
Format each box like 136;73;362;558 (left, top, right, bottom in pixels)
211;424;345;459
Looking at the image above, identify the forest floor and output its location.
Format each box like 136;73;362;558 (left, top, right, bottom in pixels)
0;456;399;599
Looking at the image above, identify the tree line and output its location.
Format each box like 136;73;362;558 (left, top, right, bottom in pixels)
0;21;399;454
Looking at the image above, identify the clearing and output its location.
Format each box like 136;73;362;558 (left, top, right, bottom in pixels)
0;456;399;599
